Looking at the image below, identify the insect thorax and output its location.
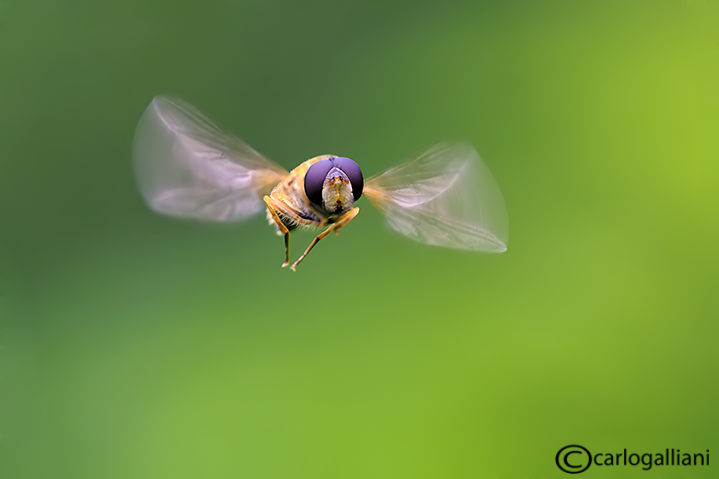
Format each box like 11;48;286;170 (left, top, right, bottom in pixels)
266;175;323;232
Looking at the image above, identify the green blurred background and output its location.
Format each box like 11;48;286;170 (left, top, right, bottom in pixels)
2;1;718;478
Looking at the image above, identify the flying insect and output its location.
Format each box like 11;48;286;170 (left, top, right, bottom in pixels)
132;96;509;270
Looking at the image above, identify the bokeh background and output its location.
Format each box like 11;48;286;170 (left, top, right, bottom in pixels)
2;1;718;478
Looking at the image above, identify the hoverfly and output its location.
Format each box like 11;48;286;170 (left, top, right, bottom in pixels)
132;96;508;270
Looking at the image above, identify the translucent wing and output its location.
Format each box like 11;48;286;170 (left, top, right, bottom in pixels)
132;96;288;222
364;143;508;252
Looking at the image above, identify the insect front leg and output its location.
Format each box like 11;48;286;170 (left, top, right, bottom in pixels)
290;207;359;271
264;196;292;267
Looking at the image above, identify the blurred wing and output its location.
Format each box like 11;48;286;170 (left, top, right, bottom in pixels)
364;143;508;252
132;96;288;222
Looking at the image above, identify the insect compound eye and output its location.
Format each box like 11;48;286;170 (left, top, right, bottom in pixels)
304;157;364;208
304;158;334;208
332;157;364;201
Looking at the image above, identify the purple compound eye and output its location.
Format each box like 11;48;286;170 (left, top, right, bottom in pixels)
332;157;364;201
304;157;364;208
304;159;334;208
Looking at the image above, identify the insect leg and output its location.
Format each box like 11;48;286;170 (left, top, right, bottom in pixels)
264;196;291;267
290;207;359;271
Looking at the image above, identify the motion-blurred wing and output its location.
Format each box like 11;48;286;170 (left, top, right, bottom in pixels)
364;143;508;252
132;96;288;222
